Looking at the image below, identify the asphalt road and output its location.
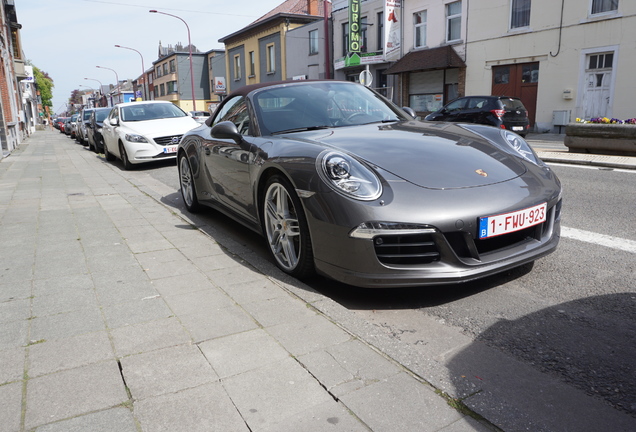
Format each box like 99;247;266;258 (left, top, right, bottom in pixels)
146;157;636;418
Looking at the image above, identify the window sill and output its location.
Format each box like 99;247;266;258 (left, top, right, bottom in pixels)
580;12;621;24
507;26;532;35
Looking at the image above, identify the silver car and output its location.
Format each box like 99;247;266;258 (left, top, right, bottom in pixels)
177;80;562;288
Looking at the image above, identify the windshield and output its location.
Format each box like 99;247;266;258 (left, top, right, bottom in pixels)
121;103;187;122
95;110;110;122
253;81;406;135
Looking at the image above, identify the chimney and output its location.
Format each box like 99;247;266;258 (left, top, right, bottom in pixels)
308;0;319;16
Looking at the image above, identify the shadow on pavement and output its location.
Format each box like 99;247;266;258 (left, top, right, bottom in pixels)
447;293;636;430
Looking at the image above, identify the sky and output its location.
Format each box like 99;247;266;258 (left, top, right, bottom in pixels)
17;0;286;114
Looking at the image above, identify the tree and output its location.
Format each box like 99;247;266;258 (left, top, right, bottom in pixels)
32;65;54;109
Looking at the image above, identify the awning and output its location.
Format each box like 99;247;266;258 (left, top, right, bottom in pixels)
385;46;466;74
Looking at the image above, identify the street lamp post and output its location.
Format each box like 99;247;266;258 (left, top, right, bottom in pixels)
149;9;196;111
115;44;147;100
96;65;121;105
84;78;104;106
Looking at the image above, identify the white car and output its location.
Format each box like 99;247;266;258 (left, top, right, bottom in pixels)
102;101;199;169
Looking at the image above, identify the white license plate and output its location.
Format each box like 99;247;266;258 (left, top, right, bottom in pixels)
512;126;524;131
479;203;547;239
163;146;178;154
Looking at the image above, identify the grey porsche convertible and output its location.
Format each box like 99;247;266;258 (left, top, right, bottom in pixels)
177;80;562;288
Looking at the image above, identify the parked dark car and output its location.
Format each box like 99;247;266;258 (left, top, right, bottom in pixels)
86;107;111;153
425;96;531;137
177;80;561;288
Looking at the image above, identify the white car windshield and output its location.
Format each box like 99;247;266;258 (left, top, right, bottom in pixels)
121;103;187;122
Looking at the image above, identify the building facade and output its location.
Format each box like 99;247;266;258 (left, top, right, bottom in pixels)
1;0;26;154
465;0;635;132
152;42;210;112
218;0;325;94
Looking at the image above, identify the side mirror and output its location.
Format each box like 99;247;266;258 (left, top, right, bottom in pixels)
211;121;241;142
402;107;417;118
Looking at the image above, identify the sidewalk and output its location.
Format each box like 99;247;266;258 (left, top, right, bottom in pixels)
2;130;635;432
526;132;636;170
0;131;488;432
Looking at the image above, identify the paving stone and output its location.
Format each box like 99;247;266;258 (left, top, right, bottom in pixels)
163;287;236;316
150;271;216;297
121;343;218;400
177;306;258;343
0;297;31;323
199;328;290;379
339;372;462;432
30;307;105;341
101;296;173;328
222;357;333;431
28;330;114;377
32;288;99;317
0;382;22;432
110;317;192;357
261;399;368;432
0;346;25;384
25;361;129;430
237;294;318;328
33;407;138;432
0;279;32;302
219;278;287;305
0;319;30;350
134;382;249;432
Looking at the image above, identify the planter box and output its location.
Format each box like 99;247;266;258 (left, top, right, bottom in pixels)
565;123;636;156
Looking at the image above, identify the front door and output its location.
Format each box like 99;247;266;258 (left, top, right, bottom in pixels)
492;62;538;126
582;52;613;119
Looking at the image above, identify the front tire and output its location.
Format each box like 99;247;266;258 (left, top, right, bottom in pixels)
104;139;115;161
178;153;201;212
119;142;133;170
262;175;314;279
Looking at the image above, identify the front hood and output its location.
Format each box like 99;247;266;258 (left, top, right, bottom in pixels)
121;117;198;138
287;121;528;189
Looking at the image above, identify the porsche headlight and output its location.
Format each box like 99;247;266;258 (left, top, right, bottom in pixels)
317;151;382;200
125;133;148;143
502;131;543;166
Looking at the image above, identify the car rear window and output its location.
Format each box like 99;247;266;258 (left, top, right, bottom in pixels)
500;98;526;110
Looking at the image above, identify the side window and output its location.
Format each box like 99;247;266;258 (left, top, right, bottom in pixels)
109;108;119;122
446;98;466;111
212;96;250;135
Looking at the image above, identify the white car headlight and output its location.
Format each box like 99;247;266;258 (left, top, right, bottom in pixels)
317;150;382;200
125;133;148;143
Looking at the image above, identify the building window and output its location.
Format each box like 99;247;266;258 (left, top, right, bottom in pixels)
589;53;614;70
360;17;368;52
591;0;618;14
342;22;349;56
249;51;255;76
233;55;241;80
167;81;178;94
160;83;165;96
155;66;161;78
169;59;176;73
163;63;168;75
414;11;427;48
446;1;462;42
309;30;319;55
510;0;531;29
377;12;384;51
266;43;276;73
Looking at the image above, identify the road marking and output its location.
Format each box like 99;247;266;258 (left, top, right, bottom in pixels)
562;227;636;254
